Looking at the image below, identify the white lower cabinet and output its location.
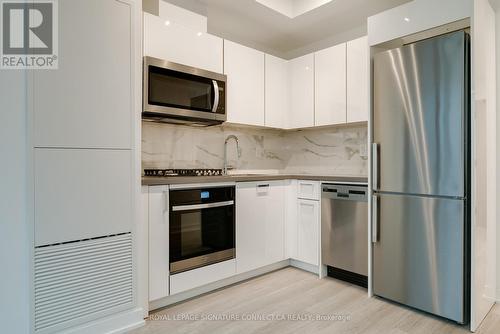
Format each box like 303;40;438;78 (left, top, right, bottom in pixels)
148;186;170;301
236;181;286;273
296;199;320;266
143;180;322;310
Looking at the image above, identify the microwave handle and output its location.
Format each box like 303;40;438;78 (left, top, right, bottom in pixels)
211;80;220;113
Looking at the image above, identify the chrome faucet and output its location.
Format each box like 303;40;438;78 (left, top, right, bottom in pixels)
223;135;240;175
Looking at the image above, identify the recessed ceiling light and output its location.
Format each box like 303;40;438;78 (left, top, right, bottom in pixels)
404;17;410;22
305;66;310;70
197;32;203;37
164;20;170;26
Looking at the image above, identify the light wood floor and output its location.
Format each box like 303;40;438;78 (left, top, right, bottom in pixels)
129;267;500;334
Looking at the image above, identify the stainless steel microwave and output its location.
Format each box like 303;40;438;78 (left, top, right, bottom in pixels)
143;56;226;125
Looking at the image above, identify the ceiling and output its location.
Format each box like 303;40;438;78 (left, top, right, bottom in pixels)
254;0;335;18
163;0;411;59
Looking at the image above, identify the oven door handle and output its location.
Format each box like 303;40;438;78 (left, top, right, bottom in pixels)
172;200;234;212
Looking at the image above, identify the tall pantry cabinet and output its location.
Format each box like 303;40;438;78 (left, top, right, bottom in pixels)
29;1;142;333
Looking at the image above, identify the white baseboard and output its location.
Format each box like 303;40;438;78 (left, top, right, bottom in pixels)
60;308;145;334
289;259;320;275
149;260;290;311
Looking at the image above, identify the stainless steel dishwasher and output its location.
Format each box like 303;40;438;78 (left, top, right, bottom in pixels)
321;184;368;288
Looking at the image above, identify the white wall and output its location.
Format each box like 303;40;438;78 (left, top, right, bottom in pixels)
495;1;500;304
0;72;30;332
367;0;472;46
472;1;497;330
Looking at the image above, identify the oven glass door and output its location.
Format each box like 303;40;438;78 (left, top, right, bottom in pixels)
169;188;235;274
148;65;216;113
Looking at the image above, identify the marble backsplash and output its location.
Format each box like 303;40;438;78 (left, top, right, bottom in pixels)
142;121;368;177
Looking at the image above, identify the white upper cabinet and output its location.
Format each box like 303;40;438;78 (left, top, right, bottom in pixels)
315;43;347;126
347;36;369;123
224;40;265;126
288;54;314;129
33;0;135;149
265;54;289;129
143;12;223;73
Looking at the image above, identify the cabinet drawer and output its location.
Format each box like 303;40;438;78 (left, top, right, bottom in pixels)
297;180;320;200
170;260;236;295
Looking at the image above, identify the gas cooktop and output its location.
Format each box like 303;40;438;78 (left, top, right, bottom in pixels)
144;169;224;177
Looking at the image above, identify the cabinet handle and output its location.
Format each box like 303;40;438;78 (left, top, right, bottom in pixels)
172;200;234;212
163;190;169;215
257;184;270;188
372;143;379;190
372;195;378;243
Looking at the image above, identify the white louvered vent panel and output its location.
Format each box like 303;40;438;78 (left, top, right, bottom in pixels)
34;233;133;332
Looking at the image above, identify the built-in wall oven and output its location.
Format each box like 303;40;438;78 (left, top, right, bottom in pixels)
143;56;226;125
169;186;235;274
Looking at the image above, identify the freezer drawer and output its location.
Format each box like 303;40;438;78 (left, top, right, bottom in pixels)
372;193;466;323
321;184;368;276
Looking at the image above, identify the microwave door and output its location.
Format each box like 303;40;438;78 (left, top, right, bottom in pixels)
146;65;216;119
143;57;227;124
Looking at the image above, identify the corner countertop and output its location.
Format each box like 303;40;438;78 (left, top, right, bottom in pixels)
142;174;368;186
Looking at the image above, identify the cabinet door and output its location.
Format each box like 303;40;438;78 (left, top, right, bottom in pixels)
148;186;170;301
143;12;223;73
263;182;286;265
236;181;285;273
285;180;298;259
34;149;132;246
347;36;369;123
289;54;314;129
297;199;319;266
315;43;347;126
224;40;265;126
33;0;134;149
236;183;267;273
265;54;289;128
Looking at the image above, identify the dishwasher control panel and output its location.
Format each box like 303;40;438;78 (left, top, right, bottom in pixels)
322;184;368;201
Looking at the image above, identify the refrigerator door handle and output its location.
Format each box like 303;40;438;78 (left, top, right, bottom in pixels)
372;194;379;243
372;143;379;190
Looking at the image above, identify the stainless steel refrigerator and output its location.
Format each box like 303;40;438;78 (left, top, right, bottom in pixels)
372;31;470;324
